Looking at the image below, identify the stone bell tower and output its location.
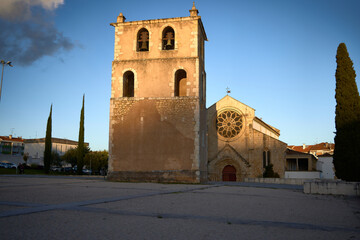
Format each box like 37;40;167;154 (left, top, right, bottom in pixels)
108;3;208;183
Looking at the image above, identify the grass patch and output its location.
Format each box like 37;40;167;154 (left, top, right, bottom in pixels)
0;168;16;174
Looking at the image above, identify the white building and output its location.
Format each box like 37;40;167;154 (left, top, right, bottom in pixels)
0;135;24;156
285;148;321;179
24;138;89;165
316;153;335;179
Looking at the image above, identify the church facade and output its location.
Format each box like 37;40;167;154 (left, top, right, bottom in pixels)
207;95;287;181
108;4;287;183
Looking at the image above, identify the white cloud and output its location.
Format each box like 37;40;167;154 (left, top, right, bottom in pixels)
33;0;64;10
0;0;73;66
0;0;64;21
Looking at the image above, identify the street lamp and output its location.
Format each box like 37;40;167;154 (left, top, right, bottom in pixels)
0;60;13;101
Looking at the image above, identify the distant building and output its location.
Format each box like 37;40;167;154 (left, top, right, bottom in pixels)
0;135;24;156
288;142;334;156
287;142;335;179
24;138;89;165
285;148;320;179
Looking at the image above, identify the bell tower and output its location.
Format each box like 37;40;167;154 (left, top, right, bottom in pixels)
108;3;208;183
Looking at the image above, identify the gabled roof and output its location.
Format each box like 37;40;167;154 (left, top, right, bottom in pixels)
207;95;255;111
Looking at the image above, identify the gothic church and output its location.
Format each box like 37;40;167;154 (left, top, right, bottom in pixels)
108;4;287;183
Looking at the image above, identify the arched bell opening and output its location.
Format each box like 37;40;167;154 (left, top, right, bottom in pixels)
162;26;175;50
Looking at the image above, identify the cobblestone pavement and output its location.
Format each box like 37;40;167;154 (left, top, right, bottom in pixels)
0;175;359;240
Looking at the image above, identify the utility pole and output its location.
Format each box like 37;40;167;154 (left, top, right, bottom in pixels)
0;60;13;101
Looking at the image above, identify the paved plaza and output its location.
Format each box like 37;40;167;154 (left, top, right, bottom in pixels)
0;175;359;240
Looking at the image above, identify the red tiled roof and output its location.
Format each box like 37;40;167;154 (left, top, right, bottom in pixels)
310;142;334;151
288;142;334;154
289;145;312;152
0;136;24;143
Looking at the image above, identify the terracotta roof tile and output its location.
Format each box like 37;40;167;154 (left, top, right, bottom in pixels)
0;136;24;143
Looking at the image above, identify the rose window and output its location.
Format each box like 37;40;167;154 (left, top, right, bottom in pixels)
216;110;243;138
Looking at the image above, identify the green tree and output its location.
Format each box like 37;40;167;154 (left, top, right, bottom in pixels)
62;146;90;168
44;104;52;173
333;43;360;181
23;153;29;164
51;151;62;167
62;148;78;167
77;95;85;174
84;150;108;173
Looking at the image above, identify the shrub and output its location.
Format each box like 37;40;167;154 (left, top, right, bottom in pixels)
263;164;280;178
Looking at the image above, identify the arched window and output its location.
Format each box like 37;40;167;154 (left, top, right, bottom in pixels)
162;26;175;50
123;71;134;97
174;69;186;96
137;28;149;51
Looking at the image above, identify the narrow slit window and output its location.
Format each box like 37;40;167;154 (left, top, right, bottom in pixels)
263;150;271;168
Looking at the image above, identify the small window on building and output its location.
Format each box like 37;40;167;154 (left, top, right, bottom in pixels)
202;72;206;102
298;158;308;171
174;69;186;96
286;158;297;171
137;28;149;51
162;27;175;50
123;71;134;97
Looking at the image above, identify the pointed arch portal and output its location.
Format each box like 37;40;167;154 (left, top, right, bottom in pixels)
222;165;236;181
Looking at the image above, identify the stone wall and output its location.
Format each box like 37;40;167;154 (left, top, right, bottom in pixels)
108;97;203;183
245;177;305;185
304;180;360;196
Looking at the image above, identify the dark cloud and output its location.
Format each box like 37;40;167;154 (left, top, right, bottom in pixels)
0;2;74;66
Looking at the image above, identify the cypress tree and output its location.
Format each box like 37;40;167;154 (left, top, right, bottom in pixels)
77;95;85;174
44;104;52;174
333;43;360;181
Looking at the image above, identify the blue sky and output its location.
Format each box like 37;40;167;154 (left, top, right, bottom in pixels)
0;0;359;150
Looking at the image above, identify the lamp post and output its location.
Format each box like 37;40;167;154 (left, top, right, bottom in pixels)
0;60;13;101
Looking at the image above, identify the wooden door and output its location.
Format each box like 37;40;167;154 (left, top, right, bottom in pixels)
222;165;236;181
